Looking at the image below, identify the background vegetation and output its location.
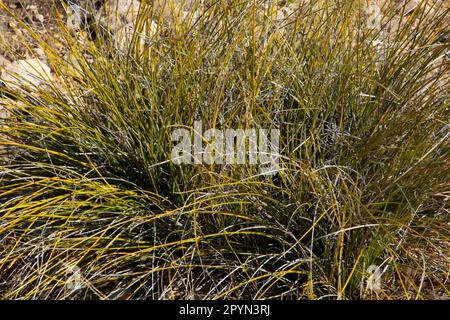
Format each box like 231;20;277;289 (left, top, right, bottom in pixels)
0;0;448;299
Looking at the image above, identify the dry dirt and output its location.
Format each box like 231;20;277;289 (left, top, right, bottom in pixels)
0;0;68;63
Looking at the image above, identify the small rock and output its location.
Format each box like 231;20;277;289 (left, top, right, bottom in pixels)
0;103;11;119
66;3;84;31
365;3;382;31
115;20;157;51
101;0;141;29
35;14;45;23
0;55;11;67
26;5;38;11
0;59;53;90
34;48;46;60
98;1;158;51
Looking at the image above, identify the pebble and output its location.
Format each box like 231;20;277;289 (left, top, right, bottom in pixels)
0;55;11;67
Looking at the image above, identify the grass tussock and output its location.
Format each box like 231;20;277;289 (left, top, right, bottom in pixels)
0;0;449;299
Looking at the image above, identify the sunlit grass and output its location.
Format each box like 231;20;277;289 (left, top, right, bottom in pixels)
0;0;448;299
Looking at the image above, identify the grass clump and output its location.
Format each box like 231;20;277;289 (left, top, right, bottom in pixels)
0;0;448;299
